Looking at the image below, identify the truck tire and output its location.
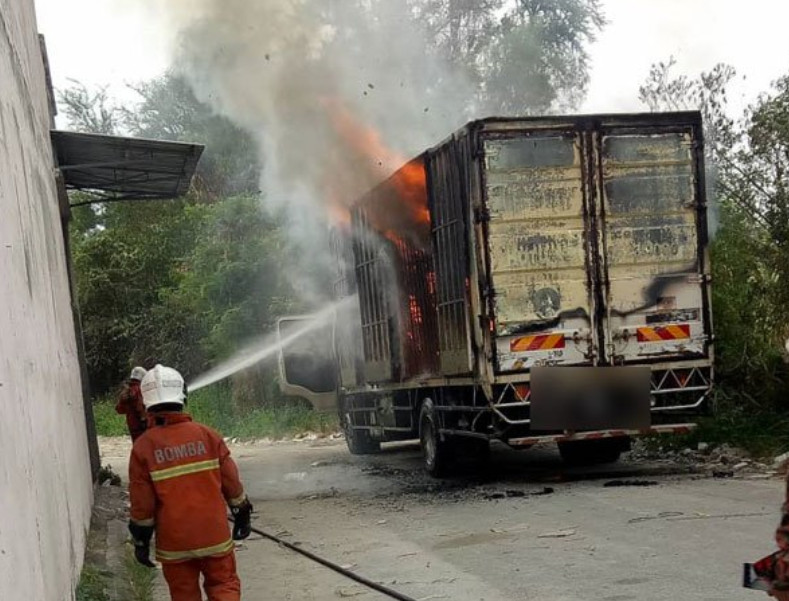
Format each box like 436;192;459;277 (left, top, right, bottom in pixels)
340;397;380;455
419;398;451;476
558;438;626;466
345;428;381;455
343;422;380;455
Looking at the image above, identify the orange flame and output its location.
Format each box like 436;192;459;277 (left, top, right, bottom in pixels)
320;98;430;241
318;100;439;377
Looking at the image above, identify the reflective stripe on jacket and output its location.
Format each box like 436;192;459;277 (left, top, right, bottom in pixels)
128;412;246;563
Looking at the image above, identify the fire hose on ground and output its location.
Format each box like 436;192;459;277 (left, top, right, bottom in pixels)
230;517;419;601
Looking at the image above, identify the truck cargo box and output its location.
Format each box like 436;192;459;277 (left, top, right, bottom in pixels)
339;113;711;388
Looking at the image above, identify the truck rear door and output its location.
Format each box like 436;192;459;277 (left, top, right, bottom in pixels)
481;115;710;373
483;132;598;371
596;124;710;363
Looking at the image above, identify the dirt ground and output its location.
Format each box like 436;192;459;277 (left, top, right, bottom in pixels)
99;435;784;600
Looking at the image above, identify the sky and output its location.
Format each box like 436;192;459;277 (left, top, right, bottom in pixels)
582;0;789;116
34;0;789;121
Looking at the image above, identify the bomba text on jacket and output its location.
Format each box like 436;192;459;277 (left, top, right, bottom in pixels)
154;441;208;464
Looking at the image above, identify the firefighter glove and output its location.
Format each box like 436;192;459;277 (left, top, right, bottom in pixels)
128;522;156;568
231;498;253;540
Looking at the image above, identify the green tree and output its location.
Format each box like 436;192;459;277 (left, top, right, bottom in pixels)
410;0;606;113
58;75;260;200
739;76;789;354
709;204;785;406
59;77;293;397
640;60;789;411
410;0;606;115
70;199;209;392
485;0;606;113
58;80;120;135
638;57;738;164
124;75;261;199
411;0;504;74
173;197;294;363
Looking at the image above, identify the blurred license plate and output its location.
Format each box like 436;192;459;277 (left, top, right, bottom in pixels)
530;366;651;431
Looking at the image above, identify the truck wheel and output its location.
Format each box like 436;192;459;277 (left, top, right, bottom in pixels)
419;398;451;476
558;438;626;466
341;401;380;455
343;422;380;455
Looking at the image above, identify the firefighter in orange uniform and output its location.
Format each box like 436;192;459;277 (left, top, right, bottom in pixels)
116;367;148;441
127;364;253;601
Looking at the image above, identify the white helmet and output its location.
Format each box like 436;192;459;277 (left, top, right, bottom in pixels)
141;364;185;410
130;366;147;381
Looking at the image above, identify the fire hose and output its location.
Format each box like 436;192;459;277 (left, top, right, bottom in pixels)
231;517;419;601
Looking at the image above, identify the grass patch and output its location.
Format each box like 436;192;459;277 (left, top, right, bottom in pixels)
75;547;155;601
691;412;789;458
76;564;110;601
92;384;338;440
187;385;338;439
124;547;156;601
92;399;128;437
639;388;789;459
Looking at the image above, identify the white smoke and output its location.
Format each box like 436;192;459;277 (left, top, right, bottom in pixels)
135;0;476;305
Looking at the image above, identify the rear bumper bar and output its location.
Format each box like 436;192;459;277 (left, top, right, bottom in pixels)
507;422;696;447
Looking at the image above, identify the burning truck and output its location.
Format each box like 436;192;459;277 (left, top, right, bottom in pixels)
279;112;713;475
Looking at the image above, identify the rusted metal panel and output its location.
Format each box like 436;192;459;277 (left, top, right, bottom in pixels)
350;206;394;382
482;134;595;371
51;130;204;202
426;135;474;375
598;130;709;362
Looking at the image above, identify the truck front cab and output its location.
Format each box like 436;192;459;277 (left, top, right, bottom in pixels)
277;316;338;412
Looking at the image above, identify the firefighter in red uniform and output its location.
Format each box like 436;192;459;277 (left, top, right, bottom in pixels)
116;367;148;441
769;340;789;599
127;364;253;601
770;475;789;599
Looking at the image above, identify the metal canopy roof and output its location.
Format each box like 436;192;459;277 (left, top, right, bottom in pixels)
50;130;204;204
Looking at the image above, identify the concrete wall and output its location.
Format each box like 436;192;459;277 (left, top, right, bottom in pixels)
0;1;94;599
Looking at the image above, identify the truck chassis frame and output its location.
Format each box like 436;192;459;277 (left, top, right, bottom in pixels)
340;362;712;451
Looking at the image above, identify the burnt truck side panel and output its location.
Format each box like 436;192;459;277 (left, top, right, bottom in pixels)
426;131;475;375
349;157;440;383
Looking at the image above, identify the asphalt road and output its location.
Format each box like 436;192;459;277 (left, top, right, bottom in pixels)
100;436;783;600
